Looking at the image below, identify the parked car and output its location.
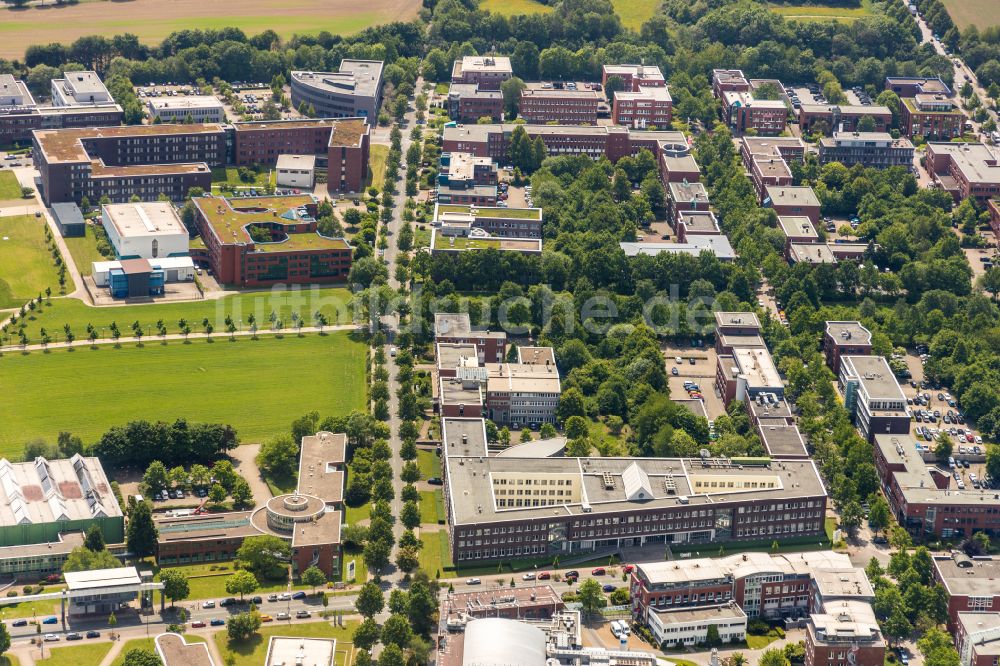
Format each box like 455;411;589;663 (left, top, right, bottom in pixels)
267;594;279;602
42;616;58;624
466;578;482;585
291;591;306;600
591;567;606;575
602;584;617;593
66;633;83;641
522;573;536;580
44;634;59;642
260;614;274;622
564;570;580;578
278;593;292;601
12;619;27;627
220;598;237;607
202;601;216;609
427;477;443;485
622;565;635;574
537;572;551;580
276;612;290;620
296;610;311;619
86;631;101;638
191;621;206;628
210;619;226;626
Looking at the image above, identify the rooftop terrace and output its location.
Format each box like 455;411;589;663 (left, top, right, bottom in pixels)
193;194;350;252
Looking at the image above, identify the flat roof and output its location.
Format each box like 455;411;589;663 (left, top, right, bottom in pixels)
291;60;383;99
812;569;875;599
958;613;1000;654
65;566;140;590
777;216;817;239
821;131;913;148
604;64;665;80
877;435;1000;507
618;236;736;260
673;398;709;421
717;332;765;349
731;347;783;389
667;180;709;203
60;71;107;96
442;585;563;619
155;511;259;544
296;431;345;505
616;85;672;102
440;376;484;407
34;123;225;164
435;202;542;221
759;424;808;458
485;361;560;395
156;633;215;666
444;421;826;525
454;56;513;76
522;83;602;100
651;602;746;622
723;90;787;109
148;96;223;111
103;202;186;239
748;395;793;421
443;152;495;180
434;312;506;340
841;355;905;401
753;156;793;180
825;321;872;345
192;195;351;252
935;554;1000;597
799;103;892;116
928;142;1000;186
809;600;883;645
636;551;853;587
276;154;317;170
0;74;33;107
290;511;341;548
0;454;122;526
447;83;502;99
715;311;761;329
789;242;837;264
741;136;805;155
676;210;718;232
265;636;336;666
518;346;556;366
886;76;951;95
765;186;820;208
662;155;700;174
437;343;479;369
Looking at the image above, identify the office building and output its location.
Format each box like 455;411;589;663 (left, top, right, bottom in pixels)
51;71;112;107
991;199;1000;237
722;91;788;136
441;585;564;624
233;118;370;193
885;77;952;97
435;312;506;363
604;64;666;92
519;83;602;125
823;321;873;373
630;551;869;624
648;603;747;647
798;104;892;135
805;600;885;666
777;216;818;259
431;228;542;255
876;439;1000;539
716;346;784;405
839;356;908;441
676;210;721;243
0;73;121;144
619;236;737;261
33;123;225;205
613;85;673;129
92;256;195;298
265;637;337;666
924;142;1000;203
957;613;1000;666
741;137;805;201
190;194;352;286
275;154;316;189
934;554;1000;630
437;153;498;206
442;417;828;564
759;424;809;459
289;61;384;119
64;567;149;616
714;311;764;355
764;186;821;225
818;132;915;168
51;201;86;237
147;96;225;123
712;69;751;97
900;95;965;139
0;456;123;577
452;56;513;90
667;180;710;219
433;202;542;239
660;153;701;185
101;201;188;260
789;243;838;265
447;83;504;123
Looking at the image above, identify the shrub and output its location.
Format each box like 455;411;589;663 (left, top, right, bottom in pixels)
6;591;17;597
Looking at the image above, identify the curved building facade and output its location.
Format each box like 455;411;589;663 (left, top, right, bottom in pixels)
290;60;384;119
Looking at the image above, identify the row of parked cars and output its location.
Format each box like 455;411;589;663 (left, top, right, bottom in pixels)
38;630;101;642
154;486;209;501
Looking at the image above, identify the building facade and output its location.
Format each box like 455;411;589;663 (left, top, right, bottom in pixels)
613;86;672;129
839;356;909;442
900;95;965;139
823;321;873;373
818;132;915;168
519;85;601;125
289;61;384;119
798;104;892;135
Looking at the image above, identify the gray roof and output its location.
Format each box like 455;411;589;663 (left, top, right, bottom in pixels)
759;424;808;458
935;554;1000;597
462;618;546;666
619;235;736;260
841;356;905;402
825;321;872;346
789;242;837;264
878;434;1000;507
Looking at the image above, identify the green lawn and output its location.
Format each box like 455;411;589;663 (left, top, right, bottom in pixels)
368;145;389;191
479;0;553;16
338;546;368;584
416;449;441;480
36;642;114;666
0;171;23;199
746;630;782;649
419;490;445;524
7;285;354;344
0;215;61;310
62;224;109;277
942;0;1000;28
111;635;206;666
413;225;431;249
768;0;872;22
214;621;355;666
0;594;62;619
211;167;275;193
0;331;366;457
419;529;454;578
155;561;312;603
0;656;20;666
611;0;661;30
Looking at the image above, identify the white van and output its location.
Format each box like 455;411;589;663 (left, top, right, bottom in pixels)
611;620;630;637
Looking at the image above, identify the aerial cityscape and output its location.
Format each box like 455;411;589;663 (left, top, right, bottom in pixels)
0;0;1000;665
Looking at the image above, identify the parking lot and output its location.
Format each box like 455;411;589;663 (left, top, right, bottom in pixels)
136;82;304;123
662;342;727;420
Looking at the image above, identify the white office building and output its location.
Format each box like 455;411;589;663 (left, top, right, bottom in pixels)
147;96;225;123
276;154;316;189
51;71;113;107
647;602;748;647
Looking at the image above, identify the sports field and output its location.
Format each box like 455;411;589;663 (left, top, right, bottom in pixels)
0;331;366;457
0;215;61;310
7;286;356;343
0;0;421;60
941;0;1000;28
769;0;872;22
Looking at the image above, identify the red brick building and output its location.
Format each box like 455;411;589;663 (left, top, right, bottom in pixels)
764;186;821;225
603;64;666;92
434;313;506;363
934;554;1000;632
798;104;892;135
740;137;805;201
923;142;1000;203
233;118;370;194
191;194;352;287
447;84;503;123
823;321;873;373
452;56;513;90
901;95;965;139
711;69;751;98
805;601;885;666
519;84;602;125
956;613;1000;666
613;86;673;129
990;199;1000;237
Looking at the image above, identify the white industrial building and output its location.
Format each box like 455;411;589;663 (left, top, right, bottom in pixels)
101;202;189;259
147;96;226;124
92;256;196;287
264;636;336;666
276;154;316;189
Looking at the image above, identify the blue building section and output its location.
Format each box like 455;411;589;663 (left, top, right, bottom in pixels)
108;258;164;298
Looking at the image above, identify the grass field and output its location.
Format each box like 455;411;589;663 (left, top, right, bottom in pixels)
7;286;354;343
214;621;355;666
769;0;872;22
155;561;312;603
111;635;206;666
479;0;553;17
211;167;275;193
0;0;421;60
419;529;454;578
0;171;22;200
941;0;1000;28
36;642;114;666
0;215;61;310
0;331;366;456
419;489;445;524
0;656;19;666
611;0;662;30
0;594;62;619
416;449;441;480
368;145;389;191
62;224;108;277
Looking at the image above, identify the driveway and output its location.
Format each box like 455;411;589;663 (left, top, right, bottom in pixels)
229;443;275;505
